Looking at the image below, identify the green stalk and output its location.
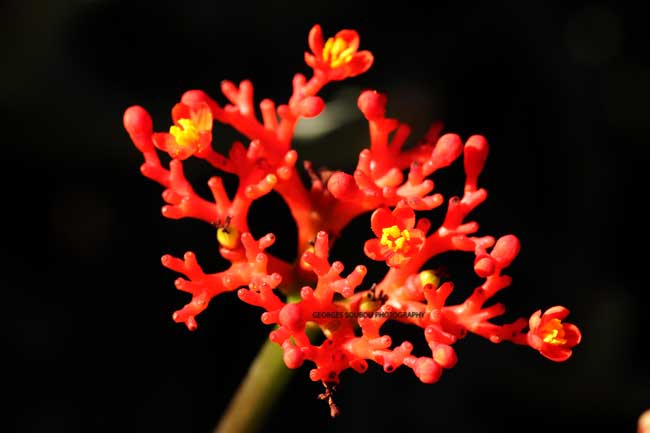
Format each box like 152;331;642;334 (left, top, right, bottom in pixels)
214;325;320;433
213;336;292;433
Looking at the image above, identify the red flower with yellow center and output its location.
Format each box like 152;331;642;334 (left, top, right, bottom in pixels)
364;201;425;267
304;24;373;81
527;306;582;362
152;101;213;160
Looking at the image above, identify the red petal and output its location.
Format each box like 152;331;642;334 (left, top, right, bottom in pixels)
308;24;324;57
543;305;569;321
171;103;191;124
347;51;373;77
197;132;212;154
334;29;360;52
304;52;318;68
392;202;416;229
541;347;572;362
370;207;396;237
563;323;582;347
152;132;193;160
528;333;543;350
152;132;174;152
364;239;385;261
528;309;542;330
412;231;426;247
191;103;213;131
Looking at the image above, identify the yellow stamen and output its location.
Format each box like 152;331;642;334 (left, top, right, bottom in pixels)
322;37;355;68
331;37;346;57
169;118;200;147
217;225;240;249
542;318;567;345
360;298;381;313
419;270;440;288
380;225;412;253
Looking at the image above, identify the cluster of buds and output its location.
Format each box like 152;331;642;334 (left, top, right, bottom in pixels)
123;24;581;415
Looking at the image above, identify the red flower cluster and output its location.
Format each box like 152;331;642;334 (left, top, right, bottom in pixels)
123;24;581;414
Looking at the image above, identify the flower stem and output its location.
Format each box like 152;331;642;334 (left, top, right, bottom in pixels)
213;336;292;433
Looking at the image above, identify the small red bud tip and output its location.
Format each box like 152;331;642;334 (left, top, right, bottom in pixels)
464;135;489;179
432;344;458;369
278;303;305;332
432;134;463;168
357;90;387;120
413;357;442;384
490;235;521;268
186;317;198;331
474;256;496;277
123;105;153;136
326;171;359;200
283;346;305;369
124;105;155;153
298;96;325;118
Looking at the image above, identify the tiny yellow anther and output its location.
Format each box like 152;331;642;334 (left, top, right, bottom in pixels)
170;118;200;147
331;37;346;57
542;318;567;345
322;36;354;68
380;225;412;253
323;38;334;62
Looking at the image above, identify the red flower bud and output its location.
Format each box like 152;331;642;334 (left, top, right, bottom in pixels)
357;90;387;121
464;135;489;184
490;235;520;269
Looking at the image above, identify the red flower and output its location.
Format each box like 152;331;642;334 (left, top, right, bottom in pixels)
527;306;581;362
152;101;213;160
364;202;425;267
304;24;373;81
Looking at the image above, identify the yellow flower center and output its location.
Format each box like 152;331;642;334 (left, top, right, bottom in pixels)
322;37;355;68
217;225;240;249
169;118;200;147
542;318;567;345
380;225;411;253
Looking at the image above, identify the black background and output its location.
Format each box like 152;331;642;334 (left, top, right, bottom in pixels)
3;1;649;433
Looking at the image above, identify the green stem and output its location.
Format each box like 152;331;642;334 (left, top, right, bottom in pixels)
213;337;292;433
214;325;320;433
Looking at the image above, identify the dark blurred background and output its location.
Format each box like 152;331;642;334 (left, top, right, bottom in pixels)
2;1;649;432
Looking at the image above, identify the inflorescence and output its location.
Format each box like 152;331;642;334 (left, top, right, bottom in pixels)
123;24;581;416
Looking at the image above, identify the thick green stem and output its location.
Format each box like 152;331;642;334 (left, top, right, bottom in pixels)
213;337;292;433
